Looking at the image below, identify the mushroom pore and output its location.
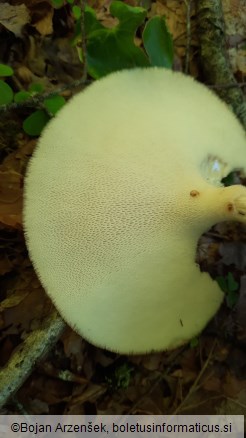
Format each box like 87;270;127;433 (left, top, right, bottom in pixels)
24;67;246;354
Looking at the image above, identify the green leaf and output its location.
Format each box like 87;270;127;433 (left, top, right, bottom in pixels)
0;80;14;105
226;272;239;308
143;16;173;68
71;5;103;49
14;90;31;103
85;1;149;78
52;0;63;7
105;363;133;390
216;276;227;292
226;289;239;309
44;95;66;115
227;272;238;292
216;272;239;309
28;83;44;94
23;110;50;136
85;6;104;36
67;0;74;3
72;5;81;20
0;63;14;77
221;171;236;186
190;337;199;348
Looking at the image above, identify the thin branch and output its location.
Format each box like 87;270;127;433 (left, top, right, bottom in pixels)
127;345;188;414
209;82;246;90
172;339;217;414
80;0;87;81
0;78;91;114
184;0;192;74
0;310;66;409
179;395;222;412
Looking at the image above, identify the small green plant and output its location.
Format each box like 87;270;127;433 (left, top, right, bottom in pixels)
143;16;173;68
190;336;199;348
23;110;50;137
216;272;239;308
0;1;174;136
0;63;66;136
23;94;66;136
72;1;174;78
105;363;133;390
0;63;14;105
52;0;64;7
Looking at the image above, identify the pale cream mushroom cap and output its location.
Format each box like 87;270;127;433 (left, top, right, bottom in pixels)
24;68;246;354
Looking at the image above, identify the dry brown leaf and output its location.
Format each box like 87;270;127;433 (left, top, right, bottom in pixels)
16;65;33;84
219;241;246;271
223;372;246;398
33;8;54;36
0;281;49;339
216;394;246;415
0;254;13;276
140;353;163;371
0;170;23;229
0;289;29;311
71;384;107;405
0;3;30;36
202;375;222;392
236;275;246;331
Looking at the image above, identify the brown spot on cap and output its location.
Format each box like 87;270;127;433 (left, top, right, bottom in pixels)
227;203;234;212
190;190;200;197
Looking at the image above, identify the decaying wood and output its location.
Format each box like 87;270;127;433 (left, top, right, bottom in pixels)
0;310;66;409
196;0;246;128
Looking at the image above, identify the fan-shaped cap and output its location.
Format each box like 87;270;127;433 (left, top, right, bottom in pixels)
24;68;246;354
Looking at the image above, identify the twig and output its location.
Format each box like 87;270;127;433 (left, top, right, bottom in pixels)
0;310;66;409
172;339;217;414
178;395;222;411
184;0;192;74
127;345;188;414
209;82;246;90
226;397;246;410
80;0;87;81
0;78;91;114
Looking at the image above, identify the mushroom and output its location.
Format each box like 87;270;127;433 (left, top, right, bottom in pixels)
23;67;246;354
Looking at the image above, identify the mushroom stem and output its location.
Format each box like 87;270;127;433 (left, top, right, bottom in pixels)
215;184;246;223
188;183;246;238
233;193;246;218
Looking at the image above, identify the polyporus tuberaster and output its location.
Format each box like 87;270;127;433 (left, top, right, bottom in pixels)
24;68;246;354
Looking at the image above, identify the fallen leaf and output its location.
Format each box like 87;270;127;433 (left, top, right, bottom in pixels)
0;3;30;36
